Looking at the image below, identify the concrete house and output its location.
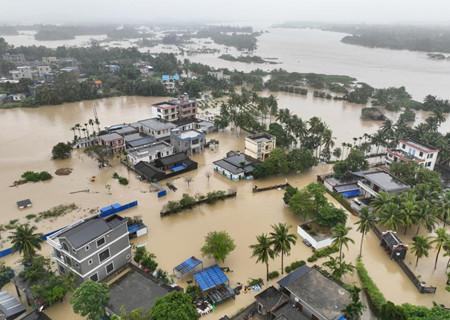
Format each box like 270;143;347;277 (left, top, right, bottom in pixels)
170;129;205;155
386;139;439;170
254;265;351;320
213;151;257;181
97;132;125;153
245;133;276;161
47;214;132;282
353;170;410;198
152;94;197;122
9;66;33;80
126;141;174;165
134;118;176;141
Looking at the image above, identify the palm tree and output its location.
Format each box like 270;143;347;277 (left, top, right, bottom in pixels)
438;190;450;226
378;202;402;231
399;191;418;234
371;192;392;214
355;207;376;257
9;224;42;262
332;224;355;263
323;255;354;280
88;119;95;136
411;235;431;267
431;228;449;270
414;200;438;235
250;233;275;281
269;223;297;274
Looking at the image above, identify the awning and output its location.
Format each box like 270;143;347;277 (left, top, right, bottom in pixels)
194;265;228;292
0;291;25;318
174;257;202;276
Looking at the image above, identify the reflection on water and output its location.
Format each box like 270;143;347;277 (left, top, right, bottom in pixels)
0;96;448;320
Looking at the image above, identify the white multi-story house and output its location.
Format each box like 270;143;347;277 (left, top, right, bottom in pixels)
386;139;439;170
126;141;174;165
134;118;176;140
9;66;33;80
36;65;51;78
47;214;132;282
152;95;197;123
245;133;276;161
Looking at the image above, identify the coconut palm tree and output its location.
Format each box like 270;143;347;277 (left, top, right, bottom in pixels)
414;200;438;235
378;202;402;232
411;235;431;267
438;190;450;226
8;224;42;263
88;119;95;136
355;207;376;257
250;233;275;281
431;228;449;270
399;191;418;234
269;223;297;274
332;224;355;263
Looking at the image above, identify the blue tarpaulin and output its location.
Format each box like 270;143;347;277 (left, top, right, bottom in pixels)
174;257;202;276
194;265;228;292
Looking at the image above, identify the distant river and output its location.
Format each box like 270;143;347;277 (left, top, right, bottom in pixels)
188;28;450;100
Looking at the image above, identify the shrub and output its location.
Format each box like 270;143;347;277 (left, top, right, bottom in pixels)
307;245;338;263
267;271;280;280
118;177;128;185
285;260;306;273
247;278;264;287
142;256;158;272
134;247;146;264
21;171;52;182
179;194;196;208
356;259;386;316
0;263;15;289
51;142;73;160
185;285;201;300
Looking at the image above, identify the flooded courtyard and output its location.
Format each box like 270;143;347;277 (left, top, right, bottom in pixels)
0;96;449;320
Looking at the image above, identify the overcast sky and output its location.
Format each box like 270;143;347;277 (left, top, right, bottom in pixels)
2;0;450;25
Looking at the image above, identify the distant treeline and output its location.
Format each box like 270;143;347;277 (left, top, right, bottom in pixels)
276;22;450;53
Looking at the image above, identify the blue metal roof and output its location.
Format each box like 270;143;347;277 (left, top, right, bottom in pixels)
172;73;180;81
161;74;170;81
174;256;202;275
194;265;228;292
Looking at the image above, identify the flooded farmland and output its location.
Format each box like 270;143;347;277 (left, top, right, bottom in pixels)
0;96;449;320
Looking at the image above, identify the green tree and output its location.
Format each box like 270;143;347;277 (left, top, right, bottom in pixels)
71;280;109;320
149;291;198;320
355;207;376;257
332;224;355;263
316;205;347;229
269;223;297;274
342;286;364;320
200;231;236;264
52;142;73;159
0;263;14;290
333;149;368;180
380;301;407;320
250;233;275;281
410;236;431;267
8;224;42;263
323;256;354;280
431;228;449;270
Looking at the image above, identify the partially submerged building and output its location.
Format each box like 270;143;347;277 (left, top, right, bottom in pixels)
107;265;174;316
245;265;351;320
152;94;197;122
386;139;439;170
213;151;257;181
170;129;206;155
134;152;198;182
244;133;276;161
97;132;125;153
134;118;176;141
353;170;410;198
47;214;132;282
126;141;174;165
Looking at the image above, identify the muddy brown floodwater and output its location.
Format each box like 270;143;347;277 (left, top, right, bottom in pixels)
0;96;448;320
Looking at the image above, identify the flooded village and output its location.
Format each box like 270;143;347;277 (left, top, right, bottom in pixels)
0;19;450;320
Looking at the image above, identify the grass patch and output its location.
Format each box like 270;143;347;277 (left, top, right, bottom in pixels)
307;245;338;263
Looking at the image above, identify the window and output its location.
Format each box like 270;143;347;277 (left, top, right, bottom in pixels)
90;273;98;282
419;151;423;157
96;237;105;248
88;259;93;265
99;249;110;262
426;162;432;167
106;262;114;274
62;243;69;251
72;248;77;254
85;245;90;252
402;144;406;149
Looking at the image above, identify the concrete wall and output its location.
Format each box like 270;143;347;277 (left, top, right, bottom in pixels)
297;225;334;250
